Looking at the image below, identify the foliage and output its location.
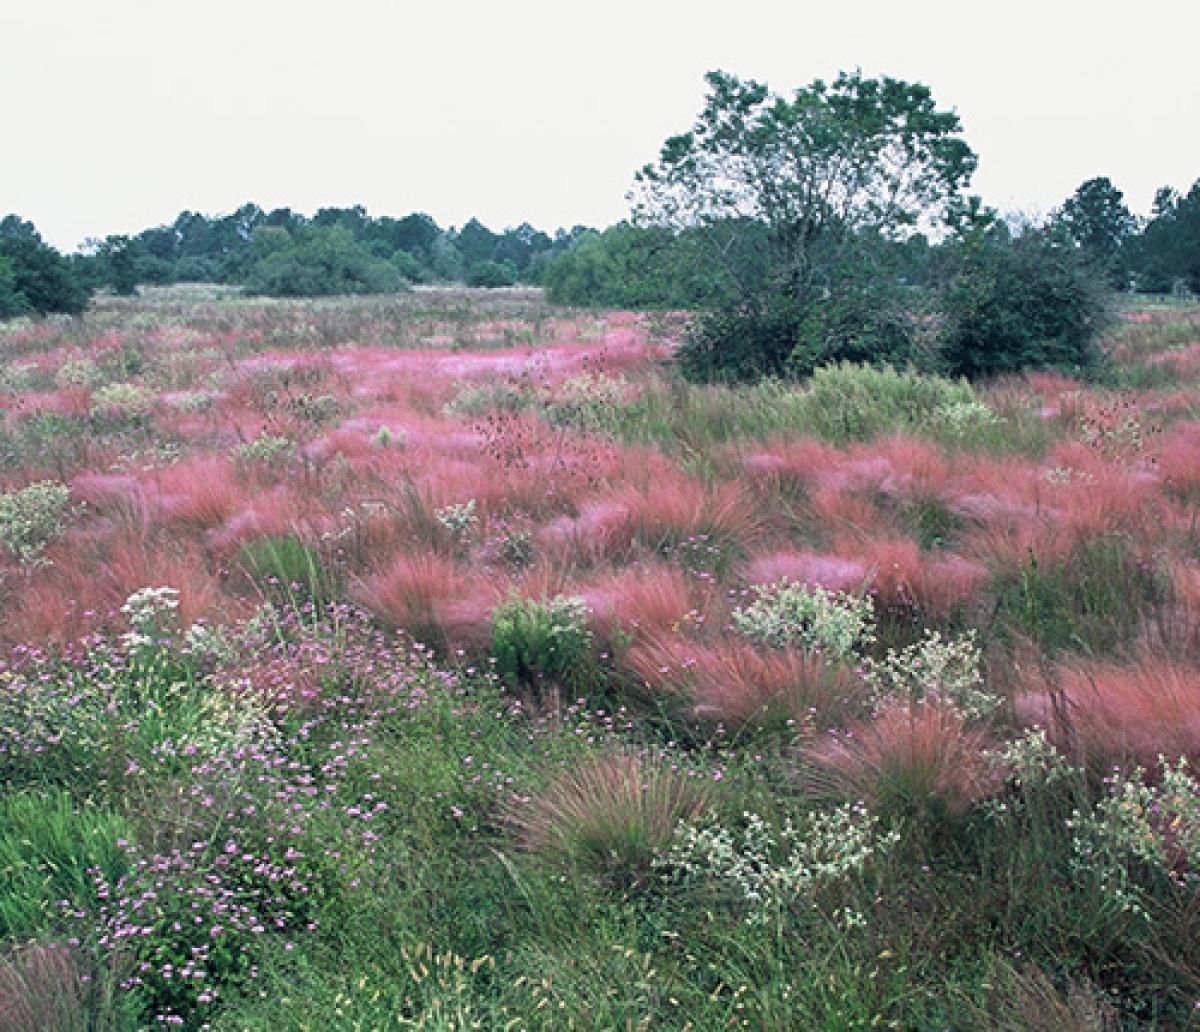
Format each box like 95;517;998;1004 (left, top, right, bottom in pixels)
241;225;405;298
542;223;718;308
634;69;975;380
0;216;90;317
937;228;1112;379
863;630;997;719
0;480;74;564
1070;758;1200;917
658;804;899;923
731;579;874;657
491;594;594;691
796;361;978;442
1054;176;1137;288
1126;179;1200;294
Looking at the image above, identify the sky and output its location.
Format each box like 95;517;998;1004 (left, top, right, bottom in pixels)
2;0;1198;252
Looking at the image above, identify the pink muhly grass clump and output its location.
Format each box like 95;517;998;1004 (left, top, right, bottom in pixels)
686;640;861;729
803;701;1002;822
743;550;870;594
149;457;244;531
1017;659;1200;771
852;536;987;619
1157;422;1200;498
354;551;497;652
582;563;699;646
509;751;712;884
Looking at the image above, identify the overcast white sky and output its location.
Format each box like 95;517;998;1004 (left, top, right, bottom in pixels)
3;0;1198;251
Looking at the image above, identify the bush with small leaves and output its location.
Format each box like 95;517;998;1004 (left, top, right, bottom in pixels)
492;594;594;692
657;803;899;924
731;579;874;659
0;480;74;564
864;629;998;720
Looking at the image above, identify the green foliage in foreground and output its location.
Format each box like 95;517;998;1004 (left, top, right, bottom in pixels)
3;599;1200;1029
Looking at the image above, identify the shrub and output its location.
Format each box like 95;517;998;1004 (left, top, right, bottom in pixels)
491;594;594;692
1070;758;1200;917
863;630;998;720
234;434;293;465
0;223;90;317
90;382;154;420
938;232;1112;380
731;579;874;658
0;480;74;564
797;362;978;443
511;752;711;886
465;259;518;288
657;803;899;923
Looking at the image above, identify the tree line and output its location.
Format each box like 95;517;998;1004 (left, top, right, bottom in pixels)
2;67;1197;386
0;206;593;317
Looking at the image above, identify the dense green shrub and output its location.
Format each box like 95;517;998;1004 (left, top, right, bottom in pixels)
0;217;90;317
465;259;518;288
241;226;405;298
937;232;1111;379
491;595;594;692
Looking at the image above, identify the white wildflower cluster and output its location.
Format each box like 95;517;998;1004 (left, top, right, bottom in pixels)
54;357;102;388
121;586;181;651
1043;465;1095;486
1070;758;1200;918
183;622;237;666
731;580;874;658
545;372;629;432
545;595;592;646
656;804;899;924
235;434;293;464
994;727;1074;791
864;629;997;720
435;499;478;539
167;390;216;413
0;479;74;565
91;382;154;419
933;399;1001;438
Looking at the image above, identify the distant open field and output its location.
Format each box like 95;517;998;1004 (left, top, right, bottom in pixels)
3;289;1200;1028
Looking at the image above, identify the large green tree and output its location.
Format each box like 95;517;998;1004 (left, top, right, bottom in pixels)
633;70;977;379
1055;176;1136;287
0;216;90;317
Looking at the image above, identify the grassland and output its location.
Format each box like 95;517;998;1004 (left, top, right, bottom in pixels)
1;289;1200;1029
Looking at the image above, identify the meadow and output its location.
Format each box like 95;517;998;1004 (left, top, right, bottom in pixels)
2;287;1200;1029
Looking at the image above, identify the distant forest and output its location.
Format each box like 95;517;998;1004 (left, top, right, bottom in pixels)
1;174;1198;319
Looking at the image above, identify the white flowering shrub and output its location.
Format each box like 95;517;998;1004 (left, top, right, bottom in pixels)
183;622;237;666
994;727;1074;792
234;434;293;464
864;629;997;719
121;586;181;651
435;499;478;539
933;399;1001;438
1070;758;1200;918
92;382;154;419
731;580;874;658
0;480;74;564
657;804;899;924
54;357;102;388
